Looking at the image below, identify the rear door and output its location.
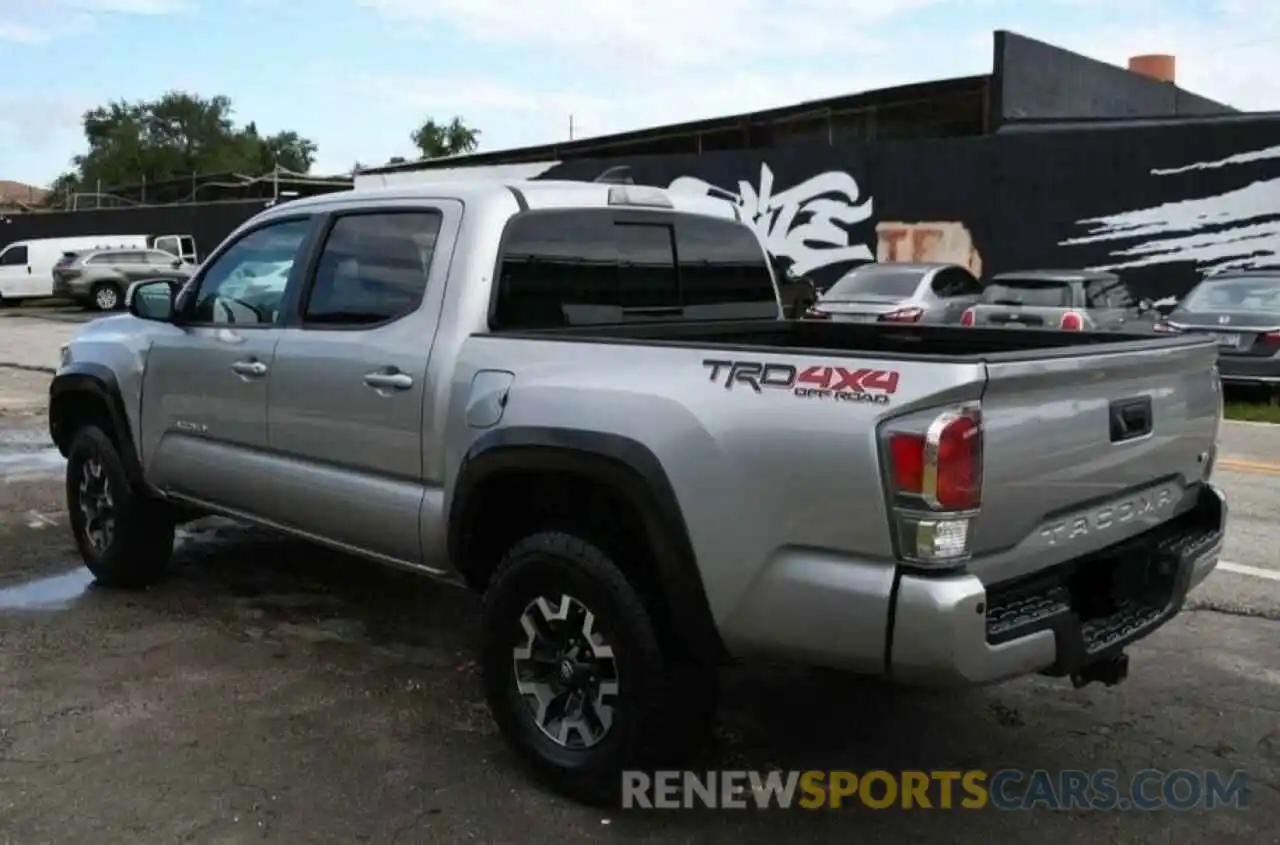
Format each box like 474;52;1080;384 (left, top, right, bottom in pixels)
261;203;460;565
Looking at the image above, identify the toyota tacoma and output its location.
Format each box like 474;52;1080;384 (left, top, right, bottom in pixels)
49;178;1227;804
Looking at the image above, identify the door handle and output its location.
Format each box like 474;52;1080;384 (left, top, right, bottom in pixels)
231;359;268;378
363;370;414;391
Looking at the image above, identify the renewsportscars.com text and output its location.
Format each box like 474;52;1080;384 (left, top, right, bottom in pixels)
621;769;1251;811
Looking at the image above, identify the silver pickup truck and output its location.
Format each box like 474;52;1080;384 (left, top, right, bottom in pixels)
49;179;1227;804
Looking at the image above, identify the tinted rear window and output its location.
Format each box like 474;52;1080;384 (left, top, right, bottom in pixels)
492;210;776;329
823;267;922;299
1180;277;1280;314
981;279;1073;307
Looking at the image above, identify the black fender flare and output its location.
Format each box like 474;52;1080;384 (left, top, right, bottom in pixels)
449;426;726;664
48;362;145;487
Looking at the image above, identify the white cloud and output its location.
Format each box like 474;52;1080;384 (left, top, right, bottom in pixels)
355;0;1280;157
0;0;186;45
358;0;951;70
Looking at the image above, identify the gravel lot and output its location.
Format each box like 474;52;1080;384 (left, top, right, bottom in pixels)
0;324;1276;843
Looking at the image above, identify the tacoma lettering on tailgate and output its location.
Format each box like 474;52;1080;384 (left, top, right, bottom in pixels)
1038;486;1178;547
702;360;900;404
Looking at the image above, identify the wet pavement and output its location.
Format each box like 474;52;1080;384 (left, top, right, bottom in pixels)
0;385;1276;842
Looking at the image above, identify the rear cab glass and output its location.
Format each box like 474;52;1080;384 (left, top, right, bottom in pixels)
491;209;778;329
982;278;1075;307
822;267;923;300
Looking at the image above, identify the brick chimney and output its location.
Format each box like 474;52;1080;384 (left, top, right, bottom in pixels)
1128;54;1176;83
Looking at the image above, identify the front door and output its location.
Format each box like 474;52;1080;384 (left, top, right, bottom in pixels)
139;216;317;511
262;203;459;565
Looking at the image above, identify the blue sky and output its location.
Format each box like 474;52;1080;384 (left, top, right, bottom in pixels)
1;0;1276;187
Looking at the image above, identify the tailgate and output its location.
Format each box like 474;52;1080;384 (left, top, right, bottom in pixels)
969;336;1221;585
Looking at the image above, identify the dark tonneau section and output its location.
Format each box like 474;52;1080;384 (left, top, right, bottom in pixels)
488;317;1214;363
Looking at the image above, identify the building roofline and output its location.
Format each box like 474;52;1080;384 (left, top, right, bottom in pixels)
996;111;1274;134
359;74;991;175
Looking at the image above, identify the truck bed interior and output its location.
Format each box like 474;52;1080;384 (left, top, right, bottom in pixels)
489;319;1209;362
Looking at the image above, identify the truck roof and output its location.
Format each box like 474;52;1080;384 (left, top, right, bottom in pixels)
275;179;741;220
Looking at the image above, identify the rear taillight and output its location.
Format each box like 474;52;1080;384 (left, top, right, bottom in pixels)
879;306;924;323
883;405;982;566
1152;320;1180;333
960;308;976;327
1260;331;1280;346
804;306;831;320
1059;311;1085;331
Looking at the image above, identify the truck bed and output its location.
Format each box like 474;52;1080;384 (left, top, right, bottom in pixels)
469;316;1220;595
488;318;1207;362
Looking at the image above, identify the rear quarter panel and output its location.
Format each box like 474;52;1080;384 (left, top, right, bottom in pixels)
445;335;987;635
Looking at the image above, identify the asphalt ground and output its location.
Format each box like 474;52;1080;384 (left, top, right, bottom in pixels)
0;363;1275;843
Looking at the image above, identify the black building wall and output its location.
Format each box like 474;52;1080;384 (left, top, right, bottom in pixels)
991;31;1234;126
527;115;1280;300
10;115;1280;302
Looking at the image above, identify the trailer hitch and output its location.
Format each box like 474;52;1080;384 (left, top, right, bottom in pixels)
1070;652;1129;689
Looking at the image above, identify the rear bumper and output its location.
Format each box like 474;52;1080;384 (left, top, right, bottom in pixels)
1218;355;1280;385
51;279;90;300
719;484;1226;685
893;483;1226;685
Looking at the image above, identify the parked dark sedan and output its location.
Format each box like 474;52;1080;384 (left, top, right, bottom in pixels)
1157;270;1280;387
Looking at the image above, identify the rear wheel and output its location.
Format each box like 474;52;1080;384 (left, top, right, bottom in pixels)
482;530;716;805
90;282;122;312
66;425;175;588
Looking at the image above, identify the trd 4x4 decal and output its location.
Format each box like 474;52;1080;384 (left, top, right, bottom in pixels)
702;359;899;405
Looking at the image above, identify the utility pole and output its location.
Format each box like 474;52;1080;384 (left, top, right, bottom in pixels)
569;114;574;140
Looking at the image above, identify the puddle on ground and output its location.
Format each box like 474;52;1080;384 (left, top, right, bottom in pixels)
0;448;65;480
0;568;94;610
0;428;54;449
0;426;63;479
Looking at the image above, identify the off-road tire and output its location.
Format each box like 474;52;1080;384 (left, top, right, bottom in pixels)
90;282;123;312
482;530;717;805
66;424;175;588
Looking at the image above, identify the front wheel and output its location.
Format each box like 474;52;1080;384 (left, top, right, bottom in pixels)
66;425;175;588
482;531;716;805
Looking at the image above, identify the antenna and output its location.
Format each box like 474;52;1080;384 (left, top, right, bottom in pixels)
593;165;634;185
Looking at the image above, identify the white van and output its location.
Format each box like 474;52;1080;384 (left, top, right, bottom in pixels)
0;233;197;303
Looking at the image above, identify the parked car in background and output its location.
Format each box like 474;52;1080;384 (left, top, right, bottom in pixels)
52;247;195;312
0;233;196;305
960;269;1157;331
1156;270;1280;387
804;262;982;323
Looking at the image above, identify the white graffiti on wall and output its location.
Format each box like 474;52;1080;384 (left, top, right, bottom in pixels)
1060;142;1280;275
668;163;874;276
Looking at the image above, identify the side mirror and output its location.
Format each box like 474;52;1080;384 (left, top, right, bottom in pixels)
127;279;180;322
1138;298;1154;314
171;259;183;269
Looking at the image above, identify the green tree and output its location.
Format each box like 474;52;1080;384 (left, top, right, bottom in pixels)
410;116;480;159
48;90;319;197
